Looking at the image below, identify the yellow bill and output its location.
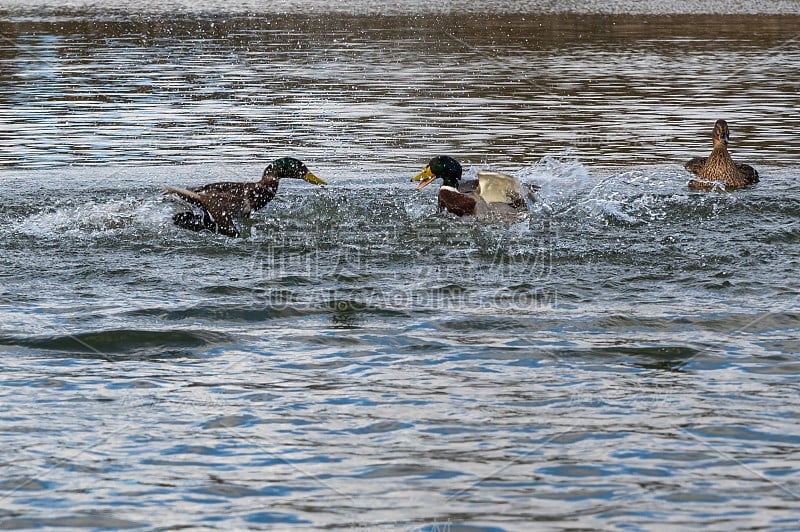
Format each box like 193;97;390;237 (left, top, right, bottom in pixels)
412;165;434;182
303;171;326;186
412;166;438;190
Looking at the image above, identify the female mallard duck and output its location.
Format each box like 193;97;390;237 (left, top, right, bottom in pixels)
685;119;759;191
412;156;536;217
164;157;324;237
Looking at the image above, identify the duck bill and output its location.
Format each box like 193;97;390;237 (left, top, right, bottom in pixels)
415;176;438;191
412;166;438;190
303;171;326;186
412;166;435;182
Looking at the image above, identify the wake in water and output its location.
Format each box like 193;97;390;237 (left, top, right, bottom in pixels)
7;156;774;245
14;197;173;240
517;153;679;225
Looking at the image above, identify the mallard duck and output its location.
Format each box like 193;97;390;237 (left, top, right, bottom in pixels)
685;119;759;191
411;156;536;217
164;157;324;237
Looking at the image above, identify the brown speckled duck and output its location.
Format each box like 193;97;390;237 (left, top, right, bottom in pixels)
685;119;759;191
412;156;536;217
164;157;324;237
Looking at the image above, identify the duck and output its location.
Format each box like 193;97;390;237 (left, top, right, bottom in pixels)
685;119;759;191
164;157;324;237
411;156;536;217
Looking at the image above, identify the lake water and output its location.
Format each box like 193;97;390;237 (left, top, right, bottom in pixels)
1;1;799;530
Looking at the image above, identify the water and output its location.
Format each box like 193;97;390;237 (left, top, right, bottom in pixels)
1;1;799;530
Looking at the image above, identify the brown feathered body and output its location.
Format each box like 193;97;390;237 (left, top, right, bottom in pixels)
413;156;537;218
435;172;533;217
686;120;759;191
164;178;279;237
164;157;323;238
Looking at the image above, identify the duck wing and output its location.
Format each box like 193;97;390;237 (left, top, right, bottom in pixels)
164;185;243;237
163;185;207;208
737;163;759;184
458;179;480;194
172;211;218;234
200;197;241;237
477;170;528;212
687;178;719;191
685;157;707;176
190;182;249;195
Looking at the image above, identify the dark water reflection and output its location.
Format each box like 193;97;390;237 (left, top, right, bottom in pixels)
2;11;799;169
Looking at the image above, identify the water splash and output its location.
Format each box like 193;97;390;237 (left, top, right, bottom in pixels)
516;153;679;225
15;197;171;239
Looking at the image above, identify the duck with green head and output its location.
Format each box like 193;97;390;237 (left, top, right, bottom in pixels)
412;156;535;217
164;157;325;237
685;119;759;191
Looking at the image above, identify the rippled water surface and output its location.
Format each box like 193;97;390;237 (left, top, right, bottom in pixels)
1;1;799;530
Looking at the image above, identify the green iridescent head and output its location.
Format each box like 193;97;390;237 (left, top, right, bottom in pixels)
412;155;463;190
264;157;325;185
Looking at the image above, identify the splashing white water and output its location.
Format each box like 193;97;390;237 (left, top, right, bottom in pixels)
516;153;675;225
16;197;171;239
